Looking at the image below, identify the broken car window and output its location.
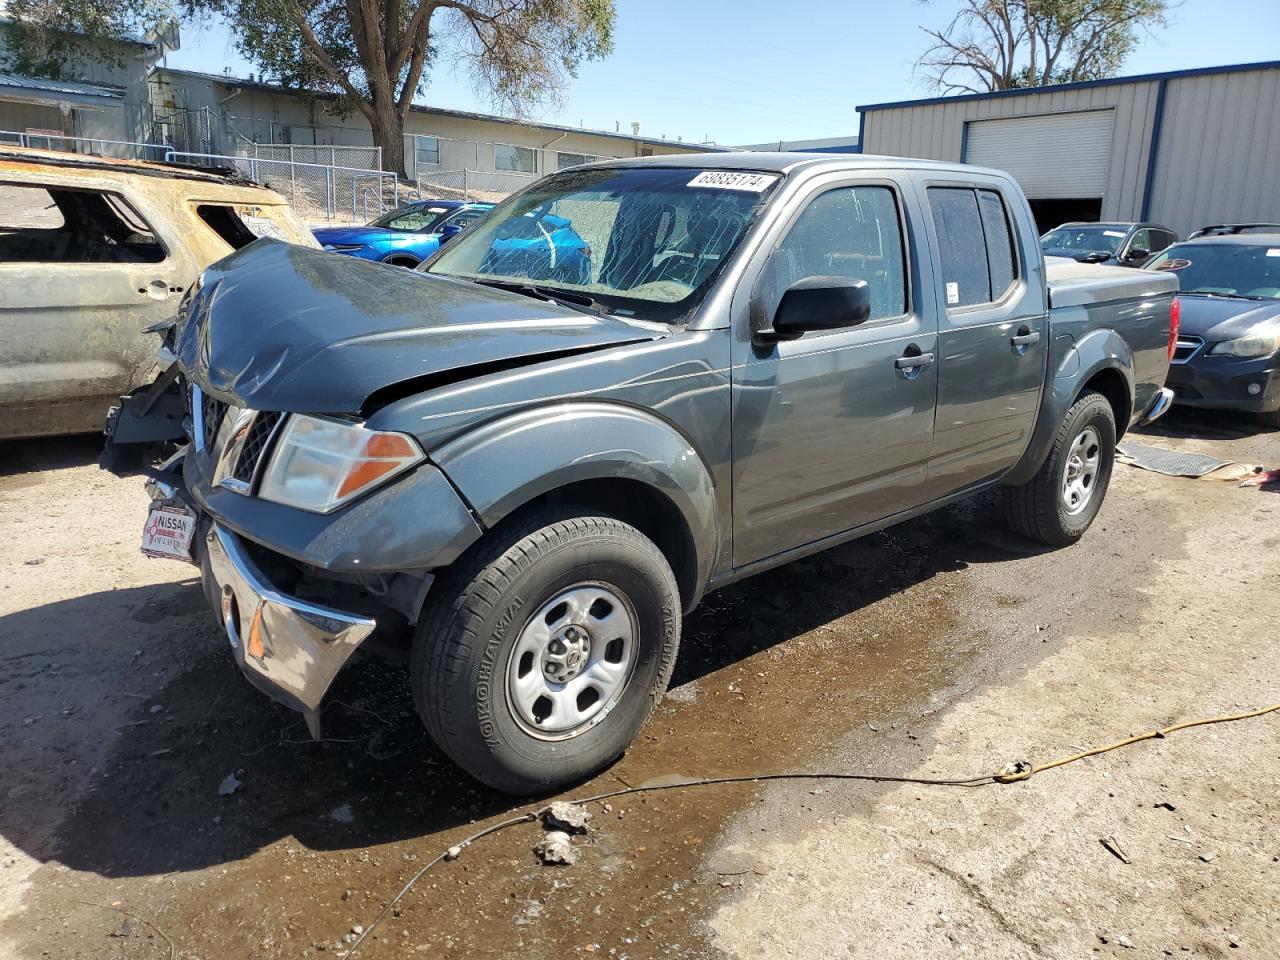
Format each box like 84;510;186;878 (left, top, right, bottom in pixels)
426;167;780;323
0;183;164;264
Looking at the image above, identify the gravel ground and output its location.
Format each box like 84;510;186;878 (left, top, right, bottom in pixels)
0;408;1276;959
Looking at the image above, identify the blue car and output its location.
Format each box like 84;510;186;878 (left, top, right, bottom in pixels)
313;200;493;268
478;211;593;285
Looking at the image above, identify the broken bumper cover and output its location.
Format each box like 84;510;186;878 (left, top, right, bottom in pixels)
203;523;376;733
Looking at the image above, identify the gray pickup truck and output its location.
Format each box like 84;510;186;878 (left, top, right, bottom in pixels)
105;153;1178;794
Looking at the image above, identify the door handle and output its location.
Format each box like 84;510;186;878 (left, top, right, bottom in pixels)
1011;325;1041;354
894;352;935;370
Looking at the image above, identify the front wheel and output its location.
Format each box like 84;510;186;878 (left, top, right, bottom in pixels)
412;507;681;794
1002;391;1117;546
1257;408;1280;429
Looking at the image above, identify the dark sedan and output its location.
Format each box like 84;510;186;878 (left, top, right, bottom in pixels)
1041;221;1177;267
1148;235;1280;427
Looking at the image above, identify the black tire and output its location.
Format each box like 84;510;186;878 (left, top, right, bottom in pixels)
384;256;419;268
1257;408;1280;429
1002;391;1117;546
411;507;680;794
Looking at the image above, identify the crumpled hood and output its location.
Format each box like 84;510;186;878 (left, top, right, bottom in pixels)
311;224;396;246
1175;294;1280;341
175;241;662;414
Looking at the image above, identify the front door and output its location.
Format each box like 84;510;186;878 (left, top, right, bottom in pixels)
920;183;1047;497
731;181;939;566
0;181;190;437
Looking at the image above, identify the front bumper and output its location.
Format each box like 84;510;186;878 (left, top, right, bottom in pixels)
202;523;376;735
1165;354;1280;413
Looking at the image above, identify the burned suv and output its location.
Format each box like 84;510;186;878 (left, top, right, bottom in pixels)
0;147;316;439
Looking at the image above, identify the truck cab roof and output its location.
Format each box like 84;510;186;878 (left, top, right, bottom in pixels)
590;150;990;181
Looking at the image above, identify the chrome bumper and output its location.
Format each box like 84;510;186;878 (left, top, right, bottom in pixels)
1139;387;1175;425
205;523;376;736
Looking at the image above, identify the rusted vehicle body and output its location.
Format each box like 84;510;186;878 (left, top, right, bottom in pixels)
0;147;317;439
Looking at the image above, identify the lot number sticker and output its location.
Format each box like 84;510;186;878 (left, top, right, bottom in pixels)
946;281;960;305
687;171;777;192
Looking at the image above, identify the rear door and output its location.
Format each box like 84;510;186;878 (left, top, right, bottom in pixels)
0;179;194;438
731;176;939;566
919;181;1048;497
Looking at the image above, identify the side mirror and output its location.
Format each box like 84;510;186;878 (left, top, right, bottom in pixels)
1127;247;1150;262
758;276;871;344
439;223;464;242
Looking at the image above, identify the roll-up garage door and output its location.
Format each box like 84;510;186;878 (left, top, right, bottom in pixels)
964;110;1115;199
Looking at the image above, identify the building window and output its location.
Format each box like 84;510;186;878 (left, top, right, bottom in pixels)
415;135;440;167
557;152;592;170
495;144;536;174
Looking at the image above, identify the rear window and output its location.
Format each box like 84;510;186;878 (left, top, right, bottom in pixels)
0;183;164;263
928;186;1019;307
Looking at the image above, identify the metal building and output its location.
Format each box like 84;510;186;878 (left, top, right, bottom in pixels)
857;60;1280;236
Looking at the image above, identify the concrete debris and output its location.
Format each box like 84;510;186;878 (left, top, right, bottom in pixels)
544;801;591;835
535;831;577;866
444;845;462;861
218;773;242;797
1199;852;1216;863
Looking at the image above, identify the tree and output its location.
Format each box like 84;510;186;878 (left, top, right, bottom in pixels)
3;0;616;175
917;0;1171;95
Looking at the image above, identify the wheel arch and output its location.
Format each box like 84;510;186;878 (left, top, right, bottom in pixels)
429;402;720;612
1005;327;1135;486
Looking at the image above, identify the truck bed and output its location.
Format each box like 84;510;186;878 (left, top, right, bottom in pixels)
1045;256;1169;309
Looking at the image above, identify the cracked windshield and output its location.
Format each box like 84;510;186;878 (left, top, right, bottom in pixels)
426;166;778;320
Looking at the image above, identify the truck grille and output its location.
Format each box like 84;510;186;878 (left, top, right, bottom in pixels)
230;411;283;485
191;384;285;492
201;392;228;449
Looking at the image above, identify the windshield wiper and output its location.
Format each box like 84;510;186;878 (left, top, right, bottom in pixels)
1182;290;1255;300
469;278;604;314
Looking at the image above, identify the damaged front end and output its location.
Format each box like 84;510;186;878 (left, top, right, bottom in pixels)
103;372;447;738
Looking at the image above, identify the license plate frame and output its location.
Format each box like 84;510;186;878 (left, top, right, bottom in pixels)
140;504;198;562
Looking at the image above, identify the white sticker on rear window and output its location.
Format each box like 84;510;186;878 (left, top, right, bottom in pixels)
687;171;777;192
946;282;960;305
1268;248;1280;257
1103;230;1125;238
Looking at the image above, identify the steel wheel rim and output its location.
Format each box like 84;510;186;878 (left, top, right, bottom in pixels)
505;581;639;741
1061;425;1102;516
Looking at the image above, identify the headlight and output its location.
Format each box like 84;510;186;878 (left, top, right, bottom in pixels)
1209;331;1280;358
258;415;424;513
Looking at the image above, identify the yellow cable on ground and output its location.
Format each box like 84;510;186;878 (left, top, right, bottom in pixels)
994;701;1280;783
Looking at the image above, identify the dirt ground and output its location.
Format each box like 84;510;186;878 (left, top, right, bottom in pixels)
1;407;1277;960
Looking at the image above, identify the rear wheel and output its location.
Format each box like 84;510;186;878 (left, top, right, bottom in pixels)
1003;391;1116;546
411;507;680;794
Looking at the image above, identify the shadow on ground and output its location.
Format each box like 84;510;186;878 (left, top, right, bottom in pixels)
0;485;1050;883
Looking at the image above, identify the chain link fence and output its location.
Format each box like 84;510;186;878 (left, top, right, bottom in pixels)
165;151;401;225
415;167;539;203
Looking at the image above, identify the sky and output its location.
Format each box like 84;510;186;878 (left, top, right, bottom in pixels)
165;0;1280;147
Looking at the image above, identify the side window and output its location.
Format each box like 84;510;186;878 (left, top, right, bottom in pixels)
762;185;907;323
495;145;537;174
1128;228;1154;256
0;183;163;264
928;186;1019;308
928;188;990;306
978;189;1017;298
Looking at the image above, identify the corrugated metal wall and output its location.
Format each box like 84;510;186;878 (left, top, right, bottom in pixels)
862;80;1160;222
860;66;1280;236
1149;68;1280;233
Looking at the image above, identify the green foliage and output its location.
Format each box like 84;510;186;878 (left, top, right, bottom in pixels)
919;0;1172;94
1;0;174;78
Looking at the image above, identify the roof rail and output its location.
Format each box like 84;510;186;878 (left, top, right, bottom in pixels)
1187;223;1280;239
